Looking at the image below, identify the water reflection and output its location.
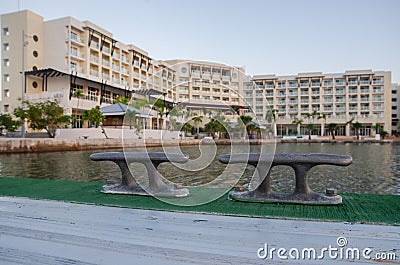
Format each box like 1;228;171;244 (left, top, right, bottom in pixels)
0;143;399;195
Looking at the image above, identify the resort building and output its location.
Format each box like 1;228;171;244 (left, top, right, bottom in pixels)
0;10;248;129
0;10;176;128
244;70;392;137
162;59;246;120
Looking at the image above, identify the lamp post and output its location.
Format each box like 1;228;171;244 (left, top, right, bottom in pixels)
21;30;31;138
21;30;27;138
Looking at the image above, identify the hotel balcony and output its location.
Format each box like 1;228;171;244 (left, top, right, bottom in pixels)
90;69;99;77
102;59;110;67
70;34;85;46
90;55;99;63
102;73;110;80
112;64;120;72
71;65;83;73
360;80;370;85
69;49;85;61
112;77;120;84
103;46;110;54
191;71;201;78
373;80;384;85
121;68;129;76
112;53;120;60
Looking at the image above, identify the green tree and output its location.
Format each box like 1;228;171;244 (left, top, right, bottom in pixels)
351;121;362;140
125;109;139;129
192;116;203;134
266;107;278;137
133;98;148;110
318;113;326;136
305;123;315;140
373;123;382;135
114;95;130;105
380;130;389;140
292;117;303;128
83;106;104;128
327;123;338;140
153;98;166;129
205;118;227;139
14;100;70;138
0;113;22;134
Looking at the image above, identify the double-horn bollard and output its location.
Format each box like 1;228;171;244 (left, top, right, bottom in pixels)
219;153;352;205
90;152;189;197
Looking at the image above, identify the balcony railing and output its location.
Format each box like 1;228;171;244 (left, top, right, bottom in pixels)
90;69;99;77
360;80;370;85
70;65;83;73
70;49;84;59
121;68;129;75
112;65;120;71
373;80;384;85
348;80;358;85
90;42;99;49
102;60;110;67
102;73;110;80
70;33;84;44
90;55;99;63
103;46;110;54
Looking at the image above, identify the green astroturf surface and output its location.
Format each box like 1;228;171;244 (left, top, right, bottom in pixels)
0;177;398;225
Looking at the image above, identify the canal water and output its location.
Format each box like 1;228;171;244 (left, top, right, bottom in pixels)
0;143;399;195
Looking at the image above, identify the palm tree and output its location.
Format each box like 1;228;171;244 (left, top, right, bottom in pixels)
305;123;315;140
74;88;83;114
192;116;203;134
306;111;318;124
327;123;338;140
380;130;389;140
373;123;381;135
239;115;253;138
318;113;327;136
266;107;278;137
352;121;362;140
292;117;303;129
115;95;130;105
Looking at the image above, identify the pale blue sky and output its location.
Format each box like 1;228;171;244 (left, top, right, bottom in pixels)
1;0;399;82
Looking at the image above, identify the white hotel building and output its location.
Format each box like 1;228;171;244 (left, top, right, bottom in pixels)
244;70;392;137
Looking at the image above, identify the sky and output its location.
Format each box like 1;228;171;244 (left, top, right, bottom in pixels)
1;0;399;82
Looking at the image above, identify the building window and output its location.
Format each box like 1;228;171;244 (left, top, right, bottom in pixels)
4;89;10;98
32;81;38;88
4;74;10;82
392;106;397;110
32;66;38;71
33;50;38;57
3;43;9;51
3;27;9;36
4;105;9;113
392;98;397;102
392;90;397;94
33;35;39;42
181;67;187;73
3;59;10;67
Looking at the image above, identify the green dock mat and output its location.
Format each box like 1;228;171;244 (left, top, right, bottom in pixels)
0;177;398;225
